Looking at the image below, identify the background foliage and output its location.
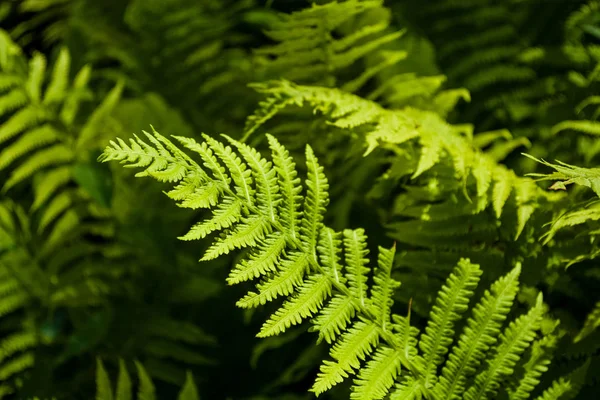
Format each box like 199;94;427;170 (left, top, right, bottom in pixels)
0;0;599;399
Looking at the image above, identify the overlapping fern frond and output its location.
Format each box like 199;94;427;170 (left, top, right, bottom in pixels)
242;80;558;308
99;129;580;399
525;155;600;347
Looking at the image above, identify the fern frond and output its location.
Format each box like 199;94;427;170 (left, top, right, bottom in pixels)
0;31;122;260
116;360;132;400
102;129;415;396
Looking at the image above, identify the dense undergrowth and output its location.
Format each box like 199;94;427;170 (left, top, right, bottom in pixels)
0;0;600;399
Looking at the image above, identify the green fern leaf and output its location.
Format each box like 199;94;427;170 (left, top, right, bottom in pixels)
37;191;73;233
202;134;254;205
0;124;60;172
390;376;423;400
226;136;280;223
541;201;600;244
344;229;370;308
96;358;197;400
101;129;555;399
267;133;302;241
59;62;91;125
201;215;271;261
0;331;36;365
226;233;287;284
3;144;73;192
179;197;243;241
514;179;538;240
0;352;34;382
0;88;27;119
236;252;308;308
31;166;72;210
76;81;123;151
256;0;402;90
0;106;49;145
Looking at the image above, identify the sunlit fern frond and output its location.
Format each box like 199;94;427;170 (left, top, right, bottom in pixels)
99;128;575;399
